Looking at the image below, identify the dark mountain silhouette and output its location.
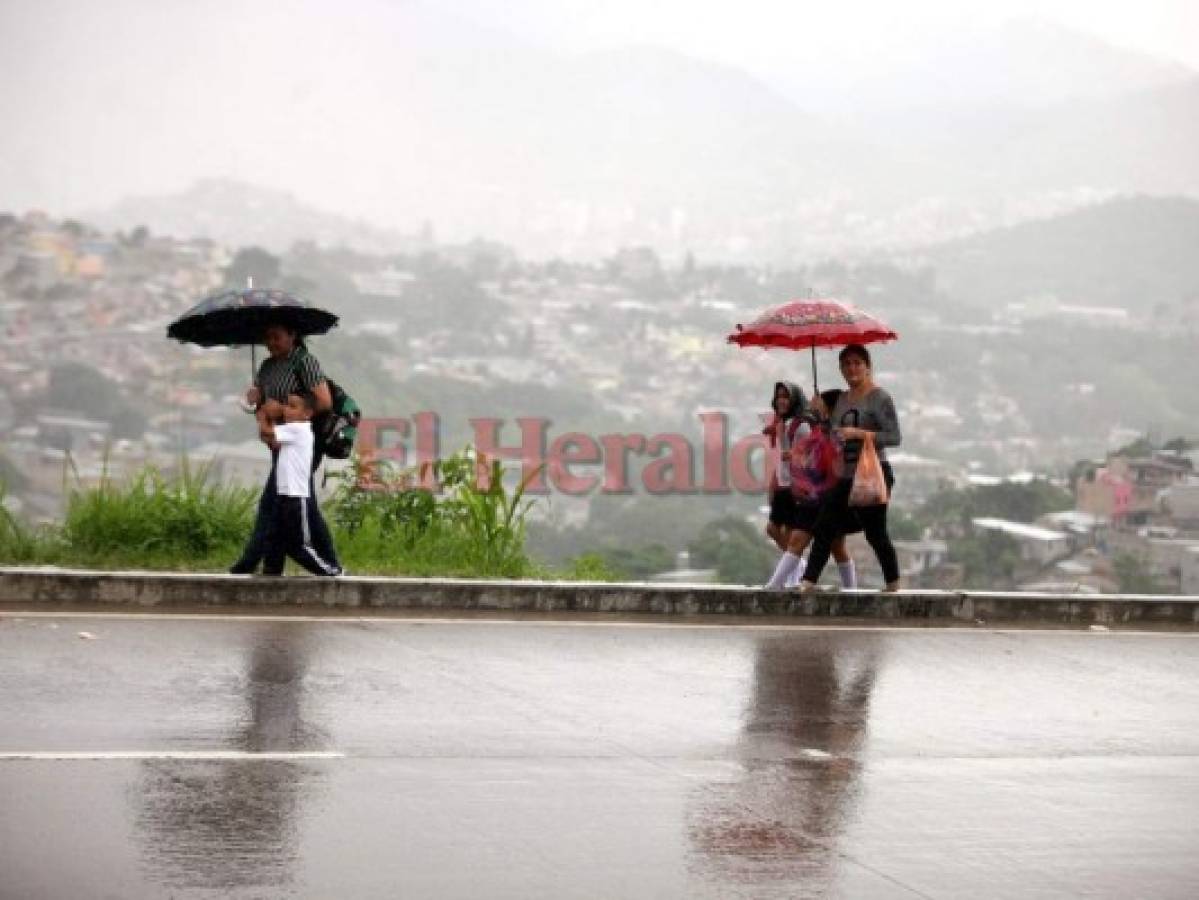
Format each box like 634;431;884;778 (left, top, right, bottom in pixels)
86;179;417;254
922;195;1199;307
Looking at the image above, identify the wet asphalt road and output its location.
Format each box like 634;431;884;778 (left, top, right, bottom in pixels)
2;612;1198;899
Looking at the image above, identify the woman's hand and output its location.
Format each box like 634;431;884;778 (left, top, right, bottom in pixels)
245;386;261;407
312;380;333;413
837;426;871;441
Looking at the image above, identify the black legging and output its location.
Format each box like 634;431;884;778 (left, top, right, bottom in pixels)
803;462;899;586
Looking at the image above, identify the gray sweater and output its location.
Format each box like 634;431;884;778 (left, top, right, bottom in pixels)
829;387;901;475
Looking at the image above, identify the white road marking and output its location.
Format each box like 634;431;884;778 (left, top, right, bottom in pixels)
2;609;1198;636
0;750;345;761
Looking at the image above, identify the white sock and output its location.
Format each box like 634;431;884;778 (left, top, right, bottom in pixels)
838;560;857;589
766;552;802;589
785;556;807;587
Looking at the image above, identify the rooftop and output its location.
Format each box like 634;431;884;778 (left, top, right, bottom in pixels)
972;517;1070;543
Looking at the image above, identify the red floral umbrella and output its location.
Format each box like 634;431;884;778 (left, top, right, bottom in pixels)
727;298;897;389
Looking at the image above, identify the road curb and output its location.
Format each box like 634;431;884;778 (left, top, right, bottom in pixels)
3;567;1198;626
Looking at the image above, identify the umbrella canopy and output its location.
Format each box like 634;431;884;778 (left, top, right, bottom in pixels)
727;298;897;390
166;288;339;348
727;298;896;351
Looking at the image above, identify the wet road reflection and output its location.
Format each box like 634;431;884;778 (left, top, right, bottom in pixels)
688;635;883;896
134;623;325;895
4;614;1199;898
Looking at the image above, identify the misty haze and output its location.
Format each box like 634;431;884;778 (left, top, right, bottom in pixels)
2;0;1198;593
8;5;1199;900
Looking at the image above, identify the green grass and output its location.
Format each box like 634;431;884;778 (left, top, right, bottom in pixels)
0;457;259;570
0;449;611;580
0;482;63;564
60;458;259;569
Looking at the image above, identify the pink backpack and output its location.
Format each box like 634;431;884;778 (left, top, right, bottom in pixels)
790;425;840;502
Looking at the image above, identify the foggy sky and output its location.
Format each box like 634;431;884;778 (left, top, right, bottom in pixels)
0;0;1195;245
441;0;1199;72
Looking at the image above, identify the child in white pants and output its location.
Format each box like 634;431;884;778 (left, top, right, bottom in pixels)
262;393;341;577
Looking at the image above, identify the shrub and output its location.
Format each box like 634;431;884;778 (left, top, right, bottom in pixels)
60;458;257;567
325;449;540;578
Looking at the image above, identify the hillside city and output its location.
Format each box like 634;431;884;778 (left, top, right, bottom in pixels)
2;199;1198;594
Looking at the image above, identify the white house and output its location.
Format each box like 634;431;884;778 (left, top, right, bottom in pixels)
894;539;949;579
971;517;1071;566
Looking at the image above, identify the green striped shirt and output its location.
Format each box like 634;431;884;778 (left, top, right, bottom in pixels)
255;348;326;403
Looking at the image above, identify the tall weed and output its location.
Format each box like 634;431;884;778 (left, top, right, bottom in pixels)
327;449;539;578
0;481;61;563
61;457;257;566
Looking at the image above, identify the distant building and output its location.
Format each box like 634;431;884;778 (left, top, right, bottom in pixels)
971;517;1070;566
1106;523;1199;589
1160;481;1199;530
1076;455;1191;525
648;550;718;585
893;538;960;588
1037;510;1108;552
1018;579;1101;595
886;451;959;505
1042;549;1117;594
352;266;416;298
73;253;106;278
894;539;948;580
1054;304;1131;327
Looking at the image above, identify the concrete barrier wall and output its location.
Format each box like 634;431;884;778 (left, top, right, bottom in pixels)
3;567;1199;627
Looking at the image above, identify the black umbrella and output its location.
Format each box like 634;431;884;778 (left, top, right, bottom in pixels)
166;288;339;348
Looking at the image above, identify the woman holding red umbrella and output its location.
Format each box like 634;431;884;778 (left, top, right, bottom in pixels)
728;296;900;590
799;344;902;592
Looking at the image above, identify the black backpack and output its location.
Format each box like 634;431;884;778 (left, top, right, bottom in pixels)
314;379;361;460
286;348;362;461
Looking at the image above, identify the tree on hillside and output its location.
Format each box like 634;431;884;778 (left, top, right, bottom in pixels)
1113;553;1172;595
916;480;1072;533
950;530;1023;589
399;258;510;334
1162;437;1196;456
0;452;28;493
601;544;675;580
689;516;776;586
225;246;282;289
888;508;922;541
1113;436;1156;458
44;363;146;439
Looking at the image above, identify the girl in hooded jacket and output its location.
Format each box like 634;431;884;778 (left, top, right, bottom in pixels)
763;383;857;590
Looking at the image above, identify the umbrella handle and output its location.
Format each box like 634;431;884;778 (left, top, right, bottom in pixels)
243;344;258;413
